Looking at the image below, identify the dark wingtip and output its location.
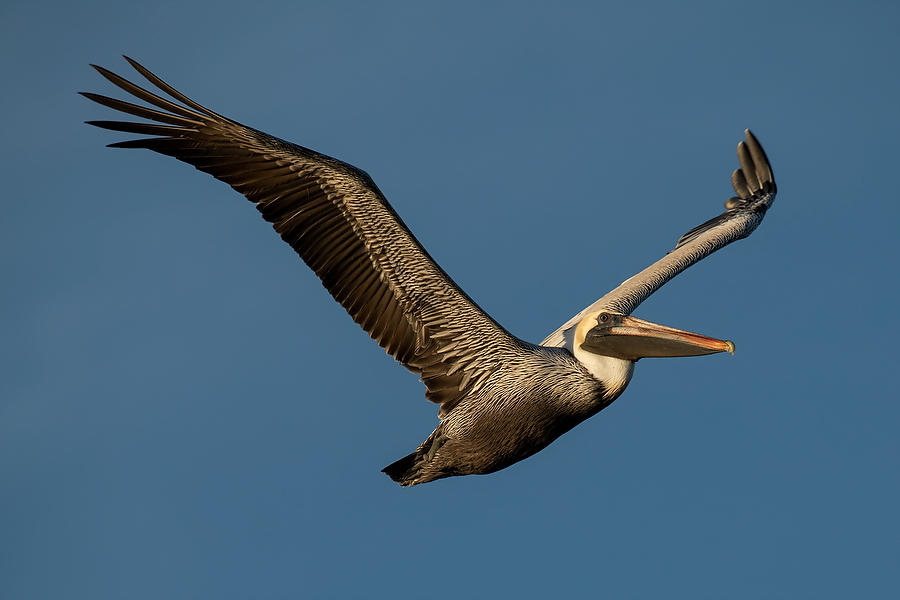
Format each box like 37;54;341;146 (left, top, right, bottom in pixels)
122;55;141;70
79;91;109;102
743;129;775;191
744;128;760;146
89;63;122;84
674;129;777;250
731;167;750;200
730;129;776;201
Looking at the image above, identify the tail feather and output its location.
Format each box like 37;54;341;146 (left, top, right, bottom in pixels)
382;452;419;486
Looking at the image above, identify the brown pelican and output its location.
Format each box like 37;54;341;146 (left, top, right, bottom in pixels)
83;57;777;486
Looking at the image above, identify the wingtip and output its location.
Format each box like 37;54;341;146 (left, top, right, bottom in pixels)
744;129;760;146
731;168;750;200
742;129;775;194
89;63;116;79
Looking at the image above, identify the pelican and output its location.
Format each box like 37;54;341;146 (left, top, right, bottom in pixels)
84;57;777;486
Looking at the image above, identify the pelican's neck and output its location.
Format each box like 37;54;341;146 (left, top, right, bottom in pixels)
572;311;634;398
573;346;634;398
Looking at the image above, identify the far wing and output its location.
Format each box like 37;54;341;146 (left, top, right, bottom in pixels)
542;130;776;349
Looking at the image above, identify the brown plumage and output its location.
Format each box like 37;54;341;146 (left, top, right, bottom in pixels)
84;57;777;485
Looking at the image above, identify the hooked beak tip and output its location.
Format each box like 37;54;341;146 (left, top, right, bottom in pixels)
725;340;736;355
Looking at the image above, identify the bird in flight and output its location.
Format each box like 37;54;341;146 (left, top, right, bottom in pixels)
84;57;777;486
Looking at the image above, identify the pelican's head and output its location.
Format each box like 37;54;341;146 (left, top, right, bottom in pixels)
572;310;734;396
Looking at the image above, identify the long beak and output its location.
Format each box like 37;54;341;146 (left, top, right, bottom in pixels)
581;315;735;360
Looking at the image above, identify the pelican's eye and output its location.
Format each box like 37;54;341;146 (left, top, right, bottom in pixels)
598;312;611;324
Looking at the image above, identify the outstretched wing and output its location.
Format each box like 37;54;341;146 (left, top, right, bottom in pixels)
542;130;776;349
84;56;522;416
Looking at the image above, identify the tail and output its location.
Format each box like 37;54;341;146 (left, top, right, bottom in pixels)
382;452;420;486
383;429;451;486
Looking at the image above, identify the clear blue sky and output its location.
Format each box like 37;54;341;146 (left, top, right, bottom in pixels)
3;1;899;598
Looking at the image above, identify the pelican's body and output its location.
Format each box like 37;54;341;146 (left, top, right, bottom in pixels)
85;58;777;485
387;345;614;483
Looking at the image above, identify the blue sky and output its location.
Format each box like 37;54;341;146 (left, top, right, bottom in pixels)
3;1;899;598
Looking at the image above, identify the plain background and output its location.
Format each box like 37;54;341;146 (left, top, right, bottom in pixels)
3;1;899;598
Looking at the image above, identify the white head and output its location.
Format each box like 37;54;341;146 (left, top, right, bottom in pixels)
572;310;734;397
